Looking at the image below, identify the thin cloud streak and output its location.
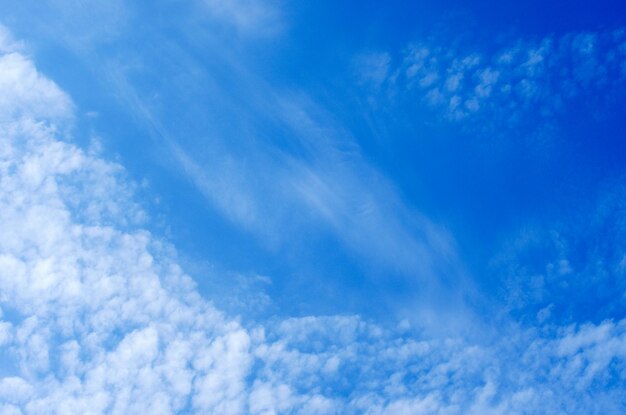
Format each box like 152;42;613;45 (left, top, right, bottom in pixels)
89;12;479;327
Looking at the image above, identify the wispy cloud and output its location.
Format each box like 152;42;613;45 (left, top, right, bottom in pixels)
86;15;477;325
490;176;626;325
353;52;392;89
201;0;283;37
0;0;128;52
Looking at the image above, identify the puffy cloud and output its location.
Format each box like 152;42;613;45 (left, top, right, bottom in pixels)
365;28;626;130
0;26;23;54
0;31;252;413
0;53;72;123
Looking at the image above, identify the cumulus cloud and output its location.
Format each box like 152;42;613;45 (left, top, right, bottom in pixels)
0;39;72;123
0;26;625;415
0;32;252;413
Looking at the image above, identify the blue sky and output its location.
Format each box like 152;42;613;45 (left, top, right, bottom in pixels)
0;1;625;413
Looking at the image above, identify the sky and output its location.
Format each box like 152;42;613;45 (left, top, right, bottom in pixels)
0;0;625;414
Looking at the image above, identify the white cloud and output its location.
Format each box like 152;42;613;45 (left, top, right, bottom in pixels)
0;26;23;54
0;52;72;123
0;32;252;413
100;30;476;327
0;25;625;415
492;177;626;324
369;29;626;128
